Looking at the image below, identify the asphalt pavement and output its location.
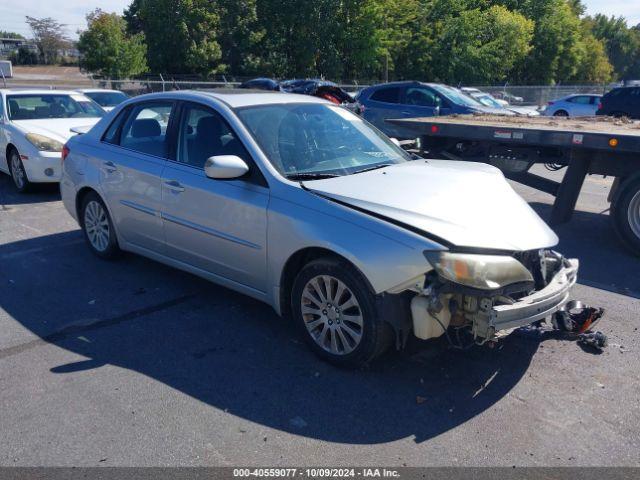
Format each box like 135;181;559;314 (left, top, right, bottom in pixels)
0;166;638;467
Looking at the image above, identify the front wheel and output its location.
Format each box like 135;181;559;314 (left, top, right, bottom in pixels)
80;192;121;259
8;148;32;193
291;257;391;367
612;177;640;256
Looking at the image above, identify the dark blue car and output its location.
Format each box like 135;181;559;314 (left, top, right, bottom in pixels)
357;81;510;139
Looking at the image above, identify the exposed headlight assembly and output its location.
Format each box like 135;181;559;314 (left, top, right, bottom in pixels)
424;251;533;290
25;133;64;152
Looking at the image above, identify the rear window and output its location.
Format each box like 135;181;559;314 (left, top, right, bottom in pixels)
369;87;401;104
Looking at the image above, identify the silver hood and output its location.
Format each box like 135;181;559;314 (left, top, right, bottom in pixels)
304;160;559;252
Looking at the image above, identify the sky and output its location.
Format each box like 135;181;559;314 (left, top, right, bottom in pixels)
0;0;639;40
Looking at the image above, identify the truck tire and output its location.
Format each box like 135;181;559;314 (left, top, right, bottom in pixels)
611;177;640;256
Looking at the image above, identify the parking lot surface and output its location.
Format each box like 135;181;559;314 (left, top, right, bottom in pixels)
0;166;639;466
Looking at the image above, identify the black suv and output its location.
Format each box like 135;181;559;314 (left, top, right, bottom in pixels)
596;87;640;119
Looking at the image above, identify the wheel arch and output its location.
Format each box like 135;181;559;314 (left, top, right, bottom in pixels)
6;142;18;160
278;246;375;319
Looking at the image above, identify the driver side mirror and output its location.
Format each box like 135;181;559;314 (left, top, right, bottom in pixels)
204;155;249;180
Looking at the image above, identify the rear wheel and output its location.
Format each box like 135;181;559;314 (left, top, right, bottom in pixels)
612;177;640;256
80;192;121;259
291;258;391;367
8;148;31;193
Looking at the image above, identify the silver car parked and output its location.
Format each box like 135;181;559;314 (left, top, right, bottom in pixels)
61;91;579;367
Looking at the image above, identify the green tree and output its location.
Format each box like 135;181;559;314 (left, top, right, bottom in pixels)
431;5;534;84
0;31;25;39
78;9;148;78
217;0;265;75
9;46;38;65
587;14;640;80
132;0;223;76
511;0;583;84
571;30;613;83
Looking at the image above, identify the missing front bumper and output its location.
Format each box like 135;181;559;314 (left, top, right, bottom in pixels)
487;258;579;334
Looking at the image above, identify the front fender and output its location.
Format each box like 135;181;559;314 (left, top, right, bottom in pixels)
266;192;445;312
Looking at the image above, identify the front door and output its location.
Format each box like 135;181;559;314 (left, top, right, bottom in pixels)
160;102;269;292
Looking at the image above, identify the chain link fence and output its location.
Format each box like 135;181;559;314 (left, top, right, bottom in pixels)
2;70;622;107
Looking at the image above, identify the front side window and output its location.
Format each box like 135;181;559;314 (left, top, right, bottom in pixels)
119;103;173;158
6;94;105;120
177;104;249;169
404;87;441;107
237;103;410;178
431;85;483;108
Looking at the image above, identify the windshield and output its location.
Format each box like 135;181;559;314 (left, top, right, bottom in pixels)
237;103;410;178
432;85;483;108
475;94;503;108
84;91;128;107
7;94;105;120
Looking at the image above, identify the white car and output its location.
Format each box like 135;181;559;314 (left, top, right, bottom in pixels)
76;89;130;112
542;94;602;117
0;89;105;192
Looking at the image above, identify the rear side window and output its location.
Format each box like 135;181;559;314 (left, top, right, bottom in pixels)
568;96;591;105
119;103;174;158
369;87;401;104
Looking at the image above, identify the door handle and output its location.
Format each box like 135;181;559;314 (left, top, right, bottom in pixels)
164;180;185;193
103;161;117;172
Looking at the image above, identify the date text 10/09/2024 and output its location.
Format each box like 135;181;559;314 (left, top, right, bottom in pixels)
233;468;401;478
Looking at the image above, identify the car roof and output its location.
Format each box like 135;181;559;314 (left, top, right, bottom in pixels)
364;81;445;91
76;88;123;93
0;89;88;96
129;89;328;108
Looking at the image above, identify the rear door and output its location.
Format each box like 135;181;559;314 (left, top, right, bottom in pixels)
160;101;269;292
361;86;408;138
0;94;8;173
567;96;594;116
98;101;175;253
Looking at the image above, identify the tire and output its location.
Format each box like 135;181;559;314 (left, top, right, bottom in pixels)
291;257;391;367
80;191;121;259
611;177;640;256
553;110;569;117
8;148;32;193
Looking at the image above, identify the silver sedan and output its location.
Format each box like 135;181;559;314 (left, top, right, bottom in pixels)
61;91;579;367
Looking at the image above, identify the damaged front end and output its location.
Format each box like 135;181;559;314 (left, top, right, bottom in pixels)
411;249;579;346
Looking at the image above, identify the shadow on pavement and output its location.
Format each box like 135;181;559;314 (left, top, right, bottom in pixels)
0;173;61;206
0;230;540;445
530;202;640;298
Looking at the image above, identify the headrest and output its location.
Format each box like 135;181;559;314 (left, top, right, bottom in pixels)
49;103;66;116
196;115;223;137
131;118;161;138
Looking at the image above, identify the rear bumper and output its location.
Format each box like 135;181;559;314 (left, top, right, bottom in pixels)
490;258;579;331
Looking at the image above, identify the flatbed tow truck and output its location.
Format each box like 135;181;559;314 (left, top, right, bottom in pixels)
389;114;640;255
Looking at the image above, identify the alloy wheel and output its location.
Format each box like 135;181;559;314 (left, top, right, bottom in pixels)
300;275;364;355
10;154;25;189
84;200;110;252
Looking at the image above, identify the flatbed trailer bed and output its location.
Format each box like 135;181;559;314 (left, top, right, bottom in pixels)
389;115;640;255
